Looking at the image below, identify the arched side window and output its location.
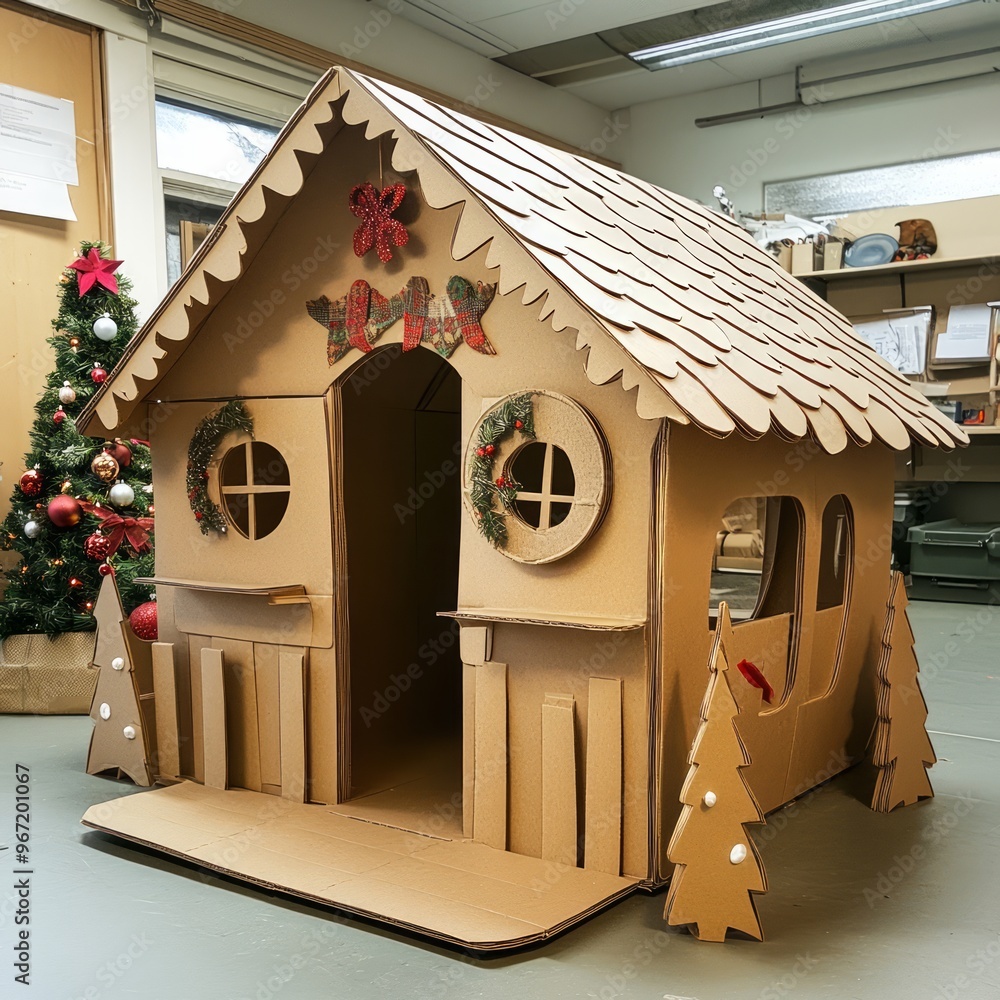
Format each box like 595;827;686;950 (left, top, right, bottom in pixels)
817;495;853;611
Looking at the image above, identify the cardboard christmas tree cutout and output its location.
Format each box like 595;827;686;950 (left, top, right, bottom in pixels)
665;603;767;942
870;571;936;812
86;574;153;786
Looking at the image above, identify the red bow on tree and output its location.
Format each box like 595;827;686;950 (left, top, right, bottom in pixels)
349;182;409;263
68;248;123;296
80;501;154;556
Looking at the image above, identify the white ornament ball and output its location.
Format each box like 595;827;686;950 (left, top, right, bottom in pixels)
703;791;718;808
23;520;42;539
99;702;111;720
729;843;748;865
123;725;136;740
93;313;118;342
59;380;77;404
112;656;125;671
109;481;135;506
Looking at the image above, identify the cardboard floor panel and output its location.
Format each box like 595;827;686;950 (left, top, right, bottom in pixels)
81;781;640;949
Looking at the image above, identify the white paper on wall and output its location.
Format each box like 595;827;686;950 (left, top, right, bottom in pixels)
933;303;993;362
0;83;77;221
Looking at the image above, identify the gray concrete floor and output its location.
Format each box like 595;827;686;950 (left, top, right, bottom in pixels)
2;598;998;1000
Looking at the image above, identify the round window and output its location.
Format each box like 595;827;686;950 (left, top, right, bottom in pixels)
465;391;611;564
219;441;290;540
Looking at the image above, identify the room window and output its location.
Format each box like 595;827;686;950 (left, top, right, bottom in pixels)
510;442;576;529
817;495;853;611
220;441;290;540
155;97;283;287
466;391;611;565
710;496;803;623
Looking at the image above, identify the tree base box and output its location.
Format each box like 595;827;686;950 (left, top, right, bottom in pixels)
0;632;97;714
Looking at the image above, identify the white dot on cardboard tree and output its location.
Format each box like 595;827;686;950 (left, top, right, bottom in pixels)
703;791;717;808
123;726;136;740
112;657;125;671
99;703;111;720
730;843;748;864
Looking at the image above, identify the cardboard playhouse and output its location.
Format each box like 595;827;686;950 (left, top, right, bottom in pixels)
77;68;962;950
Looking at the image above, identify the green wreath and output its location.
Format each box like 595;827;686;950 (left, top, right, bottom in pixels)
186;400;253;534
468;393;535;547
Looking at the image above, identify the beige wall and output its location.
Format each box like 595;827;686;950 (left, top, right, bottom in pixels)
620;74;1000;213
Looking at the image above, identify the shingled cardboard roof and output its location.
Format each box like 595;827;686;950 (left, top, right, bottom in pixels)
79;67;967;455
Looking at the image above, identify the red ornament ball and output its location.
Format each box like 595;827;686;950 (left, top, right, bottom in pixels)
98;563;115;577
18;469;44;498
91;365;107;385
129;601;158;641
84;531;112;561
47;494;82;528
53;407;66;425
108;439;132;468
68;577;83;589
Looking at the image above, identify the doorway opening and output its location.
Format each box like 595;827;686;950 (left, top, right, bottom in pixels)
337;345;463;837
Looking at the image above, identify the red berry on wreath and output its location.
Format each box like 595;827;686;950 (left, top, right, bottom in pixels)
485;444;495;455
129;601;158;641
194;511;203;521
495;476;506;488
98;563;115;577
515;420;523;429
476;447;485;457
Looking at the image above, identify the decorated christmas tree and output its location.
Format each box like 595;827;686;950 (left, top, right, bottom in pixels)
0;243;156;638
664;603;768;942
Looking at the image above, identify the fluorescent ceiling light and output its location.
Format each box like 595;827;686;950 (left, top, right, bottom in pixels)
630;0;978;70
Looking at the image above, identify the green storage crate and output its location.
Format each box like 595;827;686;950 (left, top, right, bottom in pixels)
908;519;1000;604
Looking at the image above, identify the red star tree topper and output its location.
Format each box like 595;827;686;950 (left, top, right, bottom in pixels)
69;247;123;296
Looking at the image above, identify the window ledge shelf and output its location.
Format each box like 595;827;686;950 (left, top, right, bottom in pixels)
134;577;309;605
438;609;645;631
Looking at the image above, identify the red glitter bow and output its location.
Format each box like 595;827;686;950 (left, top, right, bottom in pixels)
80;501;154;556
736;658;774;704
349;182;409;263
68;248;123;296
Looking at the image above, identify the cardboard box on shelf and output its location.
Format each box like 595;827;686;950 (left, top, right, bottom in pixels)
76;66;961;948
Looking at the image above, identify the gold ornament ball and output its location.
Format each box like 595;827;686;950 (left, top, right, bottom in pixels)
91;451;120;483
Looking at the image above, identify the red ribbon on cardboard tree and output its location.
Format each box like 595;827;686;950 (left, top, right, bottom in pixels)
736;658;774;704
80;501;154;556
